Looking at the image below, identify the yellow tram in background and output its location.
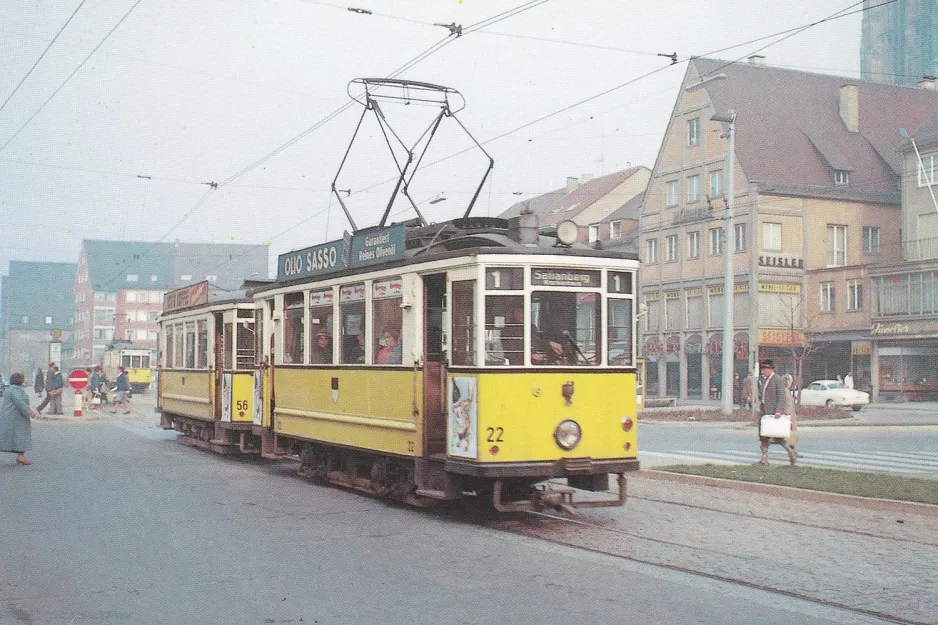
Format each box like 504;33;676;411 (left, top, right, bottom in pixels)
103;342;153;393
158;216;640;512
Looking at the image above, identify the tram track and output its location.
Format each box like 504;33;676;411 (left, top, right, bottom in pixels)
483;505;935;625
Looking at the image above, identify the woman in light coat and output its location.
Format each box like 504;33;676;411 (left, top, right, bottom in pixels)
0;372;38;465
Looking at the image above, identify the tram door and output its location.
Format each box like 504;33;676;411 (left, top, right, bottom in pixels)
214;313;225;420
423;274;447;455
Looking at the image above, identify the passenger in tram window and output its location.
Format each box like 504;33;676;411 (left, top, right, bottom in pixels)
377;327;402;364
310;331;332;364
341;311;365;364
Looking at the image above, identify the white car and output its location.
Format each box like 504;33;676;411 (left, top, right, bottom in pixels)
800;380;870;411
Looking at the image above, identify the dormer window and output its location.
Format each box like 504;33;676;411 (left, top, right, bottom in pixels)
834;170;850;185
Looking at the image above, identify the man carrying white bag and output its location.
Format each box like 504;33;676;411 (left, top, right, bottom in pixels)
758;359;797;466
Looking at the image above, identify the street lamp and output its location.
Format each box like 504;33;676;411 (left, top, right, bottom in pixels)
712;109;737;415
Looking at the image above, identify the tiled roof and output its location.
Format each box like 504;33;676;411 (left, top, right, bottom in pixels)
690;58;938;204
0;261;77;331
499;167;645;225
83;240;269;292
601;194;643;223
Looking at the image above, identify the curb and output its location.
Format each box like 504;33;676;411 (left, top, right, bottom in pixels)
638;469;938;517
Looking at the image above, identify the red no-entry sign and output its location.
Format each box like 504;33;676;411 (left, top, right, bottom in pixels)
68;369;90;390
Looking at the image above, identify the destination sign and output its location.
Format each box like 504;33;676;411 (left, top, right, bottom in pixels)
531;268;600;288
163;280;209;312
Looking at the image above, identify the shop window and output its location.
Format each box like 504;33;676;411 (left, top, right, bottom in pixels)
283;292;305;364
309;289;334;365
485;294;523;365
373;278;403;364
340;284;366;364
452;281;476;366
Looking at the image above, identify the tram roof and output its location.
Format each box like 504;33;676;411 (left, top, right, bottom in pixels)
252;217;639;295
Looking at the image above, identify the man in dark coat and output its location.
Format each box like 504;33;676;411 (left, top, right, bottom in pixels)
34;368;45;394
36;364;64;415
758;359;796;465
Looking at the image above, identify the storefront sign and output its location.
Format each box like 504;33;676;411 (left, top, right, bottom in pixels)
870;322;911;336
758;282;801;294
664;291;680;300
758;255;804;269
708;283;748;295
163;280;210;312
851;341;872;356
758;329;805;347
531;268;601;288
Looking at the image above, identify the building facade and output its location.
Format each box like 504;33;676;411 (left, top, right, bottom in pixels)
72;240;269;366
639;56;938;400
861;0;937;87
0;261;77;375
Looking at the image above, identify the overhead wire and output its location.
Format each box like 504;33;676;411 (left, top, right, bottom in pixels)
0;0;88;115
0;0;144;154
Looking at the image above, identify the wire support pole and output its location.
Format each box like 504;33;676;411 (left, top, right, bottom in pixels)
721;111;737;415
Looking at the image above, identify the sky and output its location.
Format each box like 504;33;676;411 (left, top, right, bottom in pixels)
0;0;865;280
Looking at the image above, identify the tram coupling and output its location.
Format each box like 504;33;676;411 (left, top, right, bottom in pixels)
492;474;627;515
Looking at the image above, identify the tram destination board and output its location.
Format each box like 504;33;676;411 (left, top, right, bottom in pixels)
531;267;600;288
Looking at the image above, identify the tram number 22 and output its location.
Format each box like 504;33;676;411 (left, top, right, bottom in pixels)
486;427;504;442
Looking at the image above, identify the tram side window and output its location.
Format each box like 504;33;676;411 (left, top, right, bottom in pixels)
485;295;523;365
531;292;600;366
173;324;184;368
308;289;334;365
451;281;475;366
283;292;305;364
340;284;366;364
223;323;233;370
122;355;131;367
608;298;633;365
165;326;175;368
185;322;196;368
197;319;209;368
236;322;254;369
373;278;403;365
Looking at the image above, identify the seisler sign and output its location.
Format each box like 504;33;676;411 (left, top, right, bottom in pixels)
531;268;600;288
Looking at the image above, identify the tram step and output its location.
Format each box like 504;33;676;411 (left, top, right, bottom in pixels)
415;488;459;500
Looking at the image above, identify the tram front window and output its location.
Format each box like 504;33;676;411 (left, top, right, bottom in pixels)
531;292;600;366
484;295;523;365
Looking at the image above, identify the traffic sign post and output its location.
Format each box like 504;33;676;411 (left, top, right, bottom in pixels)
68;370;90;417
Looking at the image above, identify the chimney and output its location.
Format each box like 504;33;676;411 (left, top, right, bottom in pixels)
566;176;579;194
747;54;765;66
580;173;593;184
839;84;859;133
919;75;936;90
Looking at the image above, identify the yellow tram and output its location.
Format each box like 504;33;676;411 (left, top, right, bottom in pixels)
103;343;153;393
157;282;262;454
158;216;640;512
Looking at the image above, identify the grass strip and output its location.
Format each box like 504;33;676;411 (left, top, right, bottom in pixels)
657;464;938;506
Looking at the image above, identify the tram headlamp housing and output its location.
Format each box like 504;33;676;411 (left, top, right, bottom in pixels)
554;419;582;450
556;220;579;246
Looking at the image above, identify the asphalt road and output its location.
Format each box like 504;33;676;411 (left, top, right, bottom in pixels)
1;402;923;624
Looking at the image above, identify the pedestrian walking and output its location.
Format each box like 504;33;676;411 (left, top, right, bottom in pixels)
844;371;854;389
89;366;105;412
757;359;796;466
740;372;753;410
36;364;64;415
33;367;45;395
110;366;131;414
0;372;38;465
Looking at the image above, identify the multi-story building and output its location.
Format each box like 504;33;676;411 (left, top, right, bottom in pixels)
867;116;938;401
0;261;77;375
639;56;938;400
499;167;650;245
72;240;268;366
861;0;937;87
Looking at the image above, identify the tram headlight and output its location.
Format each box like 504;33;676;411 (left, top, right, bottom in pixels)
554;419;582;450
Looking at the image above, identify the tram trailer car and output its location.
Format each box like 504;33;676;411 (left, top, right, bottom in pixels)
157;282;263;455
158;216;640;512
103;344;153;393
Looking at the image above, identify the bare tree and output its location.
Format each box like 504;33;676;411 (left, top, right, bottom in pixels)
777;292;824;405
